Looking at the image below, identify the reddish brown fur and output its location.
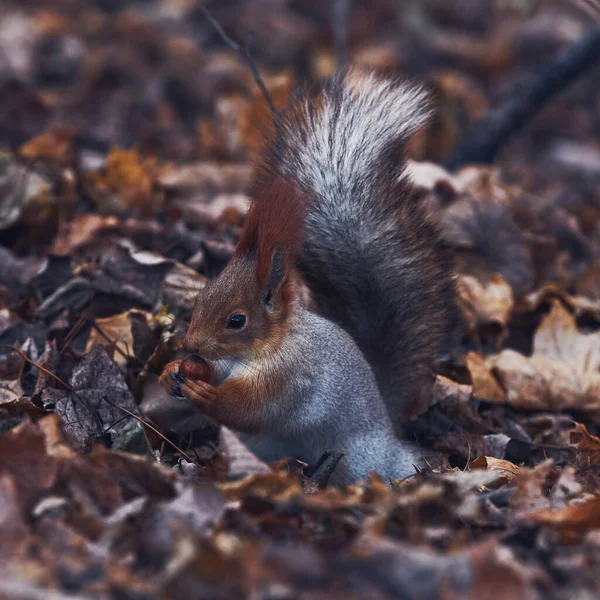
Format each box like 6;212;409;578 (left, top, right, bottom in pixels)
235;177;309;286
182;178;310;365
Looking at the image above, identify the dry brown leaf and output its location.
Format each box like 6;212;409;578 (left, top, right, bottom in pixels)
465;352;506;403
86;310;154;367
0;379;23;406
529;496;600;539
219;426;271;481
469;456;521;488
52;214;120;255
0;418;60;512
570;422;600;468
509;459;554;519
177;193;250;228
436;432;510;462
458;273;514;345
19;126;78;165
466;538;535;600
487;300;600;418
431;374;473;407
405;160;462;194
519;284;600;321
0;153;56;230
88;148;166;216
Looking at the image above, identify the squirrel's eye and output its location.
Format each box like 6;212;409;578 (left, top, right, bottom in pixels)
227;314;246;330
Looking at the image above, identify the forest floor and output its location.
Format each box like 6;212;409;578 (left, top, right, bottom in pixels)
1;1;600;598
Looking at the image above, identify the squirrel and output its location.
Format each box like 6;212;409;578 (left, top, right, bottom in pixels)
160;70;458;486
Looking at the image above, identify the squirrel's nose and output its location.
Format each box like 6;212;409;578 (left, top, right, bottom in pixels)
182;335;198;355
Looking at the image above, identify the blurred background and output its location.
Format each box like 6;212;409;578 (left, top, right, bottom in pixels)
1;0;598;164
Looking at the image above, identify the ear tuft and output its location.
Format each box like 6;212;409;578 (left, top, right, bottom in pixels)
268;248;285;290
261;249;285;310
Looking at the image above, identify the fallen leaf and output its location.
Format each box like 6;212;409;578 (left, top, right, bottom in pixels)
458;274;514;345
519;285;600;322
465;352;506;402
19;125;78;166
509;459;554;520
529;496;600;538
0;152;55;230
0;418;59;511
466;538;535;600
441;169;534;295
469;456;521;488
88;245;173;310
0;473;29;560
86;310;154;367
570;422;600;468
436;432;510;462
488;301;600;418
87;147;167;217
49;345;151;454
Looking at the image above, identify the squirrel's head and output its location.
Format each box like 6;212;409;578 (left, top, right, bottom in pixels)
183;177;307;361
182;249;297;361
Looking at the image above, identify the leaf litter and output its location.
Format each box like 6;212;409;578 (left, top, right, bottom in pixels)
1;0;600;598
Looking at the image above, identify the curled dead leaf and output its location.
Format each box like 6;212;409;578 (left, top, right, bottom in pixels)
519;285;600;322
19;126;78;166
570;422;600;469
529;496;600;540
487;301;600;419
469;456;521;488
86;310;155;367
458;274;514;345
465;352;506;403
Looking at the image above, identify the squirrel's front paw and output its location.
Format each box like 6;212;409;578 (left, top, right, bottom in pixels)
159;360;184;396
180;379;218;412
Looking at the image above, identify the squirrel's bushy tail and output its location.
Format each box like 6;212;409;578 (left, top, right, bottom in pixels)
256;70;458;423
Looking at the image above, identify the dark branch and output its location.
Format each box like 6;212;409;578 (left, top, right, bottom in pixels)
200;6;279;127
445;26;600;170
305;451;344;490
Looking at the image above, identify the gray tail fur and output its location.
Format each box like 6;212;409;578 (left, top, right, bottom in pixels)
258;69;459;424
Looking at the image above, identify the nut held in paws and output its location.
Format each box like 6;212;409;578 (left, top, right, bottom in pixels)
180;355;212;382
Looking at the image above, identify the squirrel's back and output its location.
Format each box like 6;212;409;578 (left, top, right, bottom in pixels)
255;70;459;424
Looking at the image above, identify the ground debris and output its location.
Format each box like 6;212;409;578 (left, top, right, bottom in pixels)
2;0;600;597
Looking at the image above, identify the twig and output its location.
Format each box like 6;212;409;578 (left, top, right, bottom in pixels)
100;396;199;465
446;26;600;170
60;311;89;355
463;434;472;472
200;6;279;128
307;451;344;489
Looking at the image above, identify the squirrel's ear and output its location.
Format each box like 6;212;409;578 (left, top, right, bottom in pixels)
261;248;286;309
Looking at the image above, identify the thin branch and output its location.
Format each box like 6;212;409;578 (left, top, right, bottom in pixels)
200;6;279;128
60;311;89;355
446;26;600;170
100;396;199;465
